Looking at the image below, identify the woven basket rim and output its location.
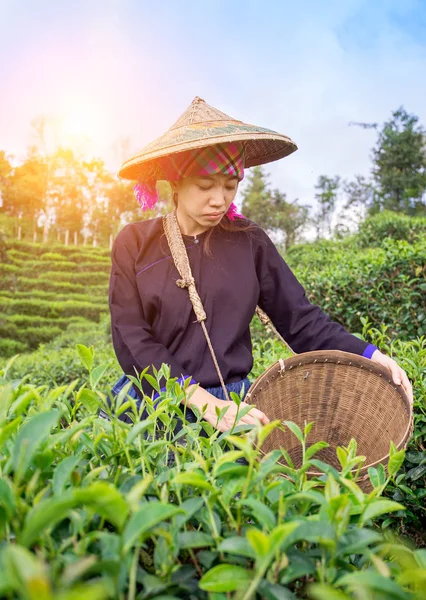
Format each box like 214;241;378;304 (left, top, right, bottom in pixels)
247;350;413;480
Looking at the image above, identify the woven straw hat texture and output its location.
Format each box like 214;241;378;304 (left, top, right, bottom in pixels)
246;350;413;490
119;96;297;180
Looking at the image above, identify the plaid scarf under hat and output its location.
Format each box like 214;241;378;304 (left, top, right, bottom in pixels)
134;142;245;220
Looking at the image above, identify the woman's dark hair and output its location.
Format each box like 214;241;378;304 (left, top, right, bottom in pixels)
172;191;256;255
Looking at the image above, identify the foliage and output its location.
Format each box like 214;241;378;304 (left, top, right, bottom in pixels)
372;107;426;215
241;166;309;247
286;214;426;340
357;210;426;247
0;348;425;599
358;318;426;541
6;317;119;386
312;175;340;240
0;240;110;358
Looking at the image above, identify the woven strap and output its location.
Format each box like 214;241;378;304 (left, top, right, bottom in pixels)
255;307;294;355
163;211;231;401
162;211;295;403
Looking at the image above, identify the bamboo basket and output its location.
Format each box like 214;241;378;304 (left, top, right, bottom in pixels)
245;350;413;489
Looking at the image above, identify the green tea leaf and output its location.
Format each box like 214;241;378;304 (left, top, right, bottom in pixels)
283;421;304;443
52;454;82;496
324;474;340;501
0;383;14;425
90;362;110;390
213;451;245;469
361;500;405;525
336;446;347;468
337;570;410;598
215;463;249;479
0;416;22;453
257;580;297;599
1;544;50;598
126;418;154;444
388;448;405;477
304;421;314;438
53;583;110;600
143;373;160;393
122;503;183;553
175;497;204;528
199;564;251;592
247;528;271;558
12;409;60;481
238;498;276;530
177;531;214;549
305;441;329;460
269;522;301;552
76;344;94;372
172;473;214;491
338;529;382;555
126;475;154;509
368;467;380;488
77;388;100;414
406;464;426;481
397;568;426;586
216;536;256;559
0;477;16;520
309;583;351;600
257;420;281;448
21;483;129;547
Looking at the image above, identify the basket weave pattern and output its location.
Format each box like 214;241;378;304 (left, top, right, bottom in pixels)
246;350;413;485
118;96;297;180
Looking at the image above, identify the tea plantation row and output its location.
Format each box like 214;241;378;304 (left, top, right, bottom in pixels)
0;240;111;357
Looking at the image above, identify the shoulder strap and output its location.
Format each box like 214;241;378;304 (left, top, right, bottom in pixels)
163;211;231;401
163;211;294;401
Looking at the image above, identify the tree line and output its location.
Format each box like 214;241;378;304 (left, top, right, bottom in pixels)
241;107;426;249
0;107;425;248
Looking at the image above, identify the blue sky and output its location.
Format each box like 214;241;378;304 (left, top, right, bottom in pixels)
1;0;425;210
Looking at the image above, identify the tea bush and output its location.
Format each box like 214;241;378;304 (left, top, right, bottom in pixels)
0;274;108;296
1;348;426;599
7;317;120;387
287;234;426;339
4;239;110;259
357;211;426;247
43;270;110;285
0;297;107;321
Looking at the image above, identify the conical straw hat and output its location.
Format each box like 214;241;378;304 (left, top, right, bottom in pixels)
118;96;297;180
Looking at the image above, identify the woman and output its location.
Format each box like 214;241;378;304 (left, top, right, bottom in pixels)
109;97;413;432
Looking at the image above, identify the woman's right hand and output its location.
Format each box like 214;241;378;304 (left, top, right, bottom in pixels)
184;384;270;433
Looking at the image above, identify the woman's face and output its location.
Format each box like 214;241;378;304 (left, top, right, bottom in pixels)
171;173;239;233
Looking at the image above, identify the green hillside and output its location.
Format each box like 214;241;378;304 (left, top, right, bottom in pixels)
0;240;111;357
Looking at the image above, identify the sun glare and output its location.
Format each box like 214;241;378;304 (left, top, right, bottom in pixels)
55;102;107;155
61;109;98;141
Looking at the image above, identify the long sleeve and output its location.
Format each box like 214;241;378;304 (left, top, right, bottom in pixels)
109;225;193;395
254;228;371;356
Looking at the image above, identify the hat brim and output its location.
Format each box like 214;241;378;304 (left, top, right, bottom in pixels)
118;121;297;180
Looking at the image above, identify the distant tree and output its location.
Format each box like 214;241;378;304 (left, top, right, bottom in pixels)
241;166;273;230
0;151;12;204
1;151;47;234
312;175;340;239
241;167;309;244
48;148;88;240
270;189;310;251
337;174;377;231
372;107;426;215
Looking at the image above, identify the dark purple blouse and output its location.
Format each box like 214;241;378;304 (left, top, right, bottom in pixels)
109;217;374;395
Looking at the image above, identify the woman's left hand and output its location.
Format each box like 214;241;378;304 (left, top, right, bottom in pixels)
371;349;413;404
